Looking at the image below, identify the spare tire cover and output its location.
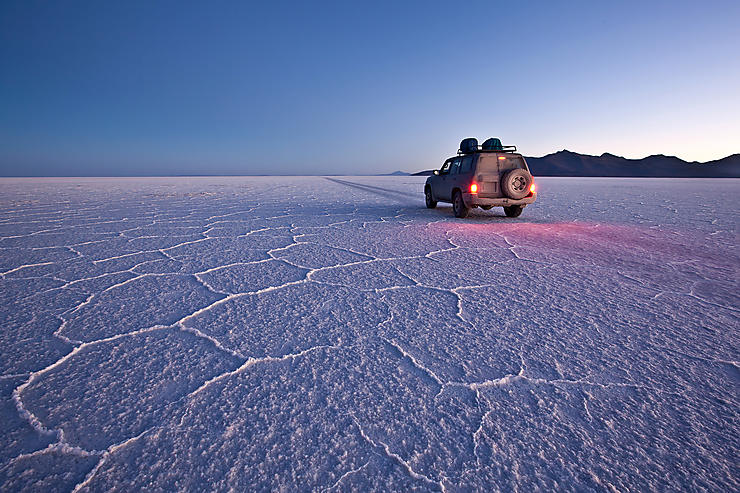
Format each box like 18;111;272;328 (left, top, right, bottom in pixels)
501;169;532;199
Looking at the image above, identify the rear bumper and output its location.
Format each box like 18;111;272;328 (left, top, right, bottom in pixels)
463;192;537;207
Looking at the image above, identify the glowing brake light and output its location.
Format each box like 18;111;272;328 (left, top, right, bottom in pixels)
470;183;478;193
530;183;536;193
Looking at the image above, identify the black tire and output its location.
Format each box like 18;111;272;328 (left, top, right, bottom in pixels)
480;205;493;210
504;205;524;217
425;187;437;209
452;191;470;218
501;169;533;200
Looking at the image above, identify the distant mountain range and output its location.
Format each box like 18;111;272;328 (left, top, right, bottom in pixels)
378;170;410;176
403;151;740;178
525;150;740;177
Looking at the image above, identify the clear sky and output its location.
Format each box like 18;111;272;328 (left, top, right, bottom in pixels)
1;0;738;176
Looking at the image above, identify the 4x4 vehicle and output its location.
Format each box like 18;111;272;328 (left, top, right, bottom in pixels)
424;137;537;218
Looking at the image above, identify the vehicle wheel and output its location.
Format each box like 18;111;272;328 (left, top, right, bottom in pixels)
425;187;437;209
501;169;533;200
452;191;470;218
480;205;493;210
504;205;524;217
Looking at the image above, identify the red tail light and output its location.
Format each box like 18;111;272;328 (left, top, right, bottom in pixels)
530;183;536;193
470;183;478;193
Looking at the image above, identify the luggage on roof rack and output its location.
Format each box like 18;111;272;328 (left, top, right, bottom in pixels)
459;138;478;154
482;138;503;150
458;137;517;154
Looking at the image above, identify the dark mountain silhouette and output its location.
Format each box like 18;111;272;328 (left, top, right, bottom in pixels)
525;150;740;177
411;151;740;177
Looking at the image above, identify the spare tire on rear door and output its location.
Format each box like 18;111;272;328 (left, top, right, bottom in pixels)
501;168;533;200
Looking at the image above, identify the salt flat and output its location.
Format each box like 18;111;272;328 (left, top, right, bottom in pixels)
0;176;737;492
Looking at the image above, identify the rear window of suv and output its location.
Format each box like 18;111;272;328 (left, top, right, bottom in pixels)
477;155;525;171
477;155;499;172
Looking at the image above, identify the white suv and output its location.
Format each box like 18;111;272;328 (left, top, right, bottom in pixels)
424;137;537;218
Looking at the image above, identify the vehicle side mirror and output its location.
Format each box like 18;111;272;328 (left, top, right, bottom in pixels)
433;170;439;175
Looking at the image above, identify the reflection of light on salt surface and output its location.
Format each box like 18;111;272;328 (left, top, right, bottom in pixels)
434;220;703;264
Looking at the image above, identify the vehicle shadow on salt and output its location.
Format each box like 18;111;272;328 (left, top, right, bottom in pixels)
324;177;420;204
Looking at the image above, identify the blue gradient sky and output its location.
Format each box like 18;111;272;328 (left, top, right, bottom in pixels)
1;1;738;176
